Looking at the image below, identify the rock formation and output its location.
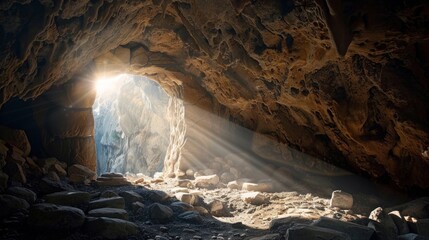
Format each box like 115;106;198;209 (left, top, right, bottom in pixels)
0;0;428;190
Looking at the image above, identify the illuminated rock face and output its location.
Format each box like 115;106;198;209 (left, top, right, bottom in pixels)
0;0;428;189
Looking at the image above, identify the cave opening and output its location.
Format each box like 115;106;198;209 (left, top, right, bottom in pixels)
93;74;185;177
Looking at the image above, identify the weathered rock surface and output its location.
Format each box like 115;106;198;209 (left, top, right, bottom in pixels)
312;217;374;240
286;224;351;240
88;208;129;220
28;203;85;230
43;191;90;208
7;187;36;204
84;217;139;239
330;190;353;210
0;0;428;192
149;203;174;223
89;196;125;210
0;194;30;218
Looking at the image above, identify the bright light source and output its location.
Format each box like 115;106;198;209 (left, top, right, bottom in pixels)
95;74;126;94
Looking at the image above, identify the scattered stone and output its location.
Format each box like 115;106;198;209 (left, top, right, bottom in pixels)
178;211;203;224
170;201;194;213
101;190;119;198
389;210;410;235
119;190;144;205
149;203;174;223
220;172;235;183
208;199;227;217
44;191;90;208
88;208;129;220
68;164;96;184
47;171;60;182
89;196;125;210
175;192;198;205
7;187;36;204
368;207;398;240
160;226;169;232
286;224;351;240
38;177;73;194
96;176;132;186
241;192;267;205
3;162;26;183
28;203;85;230
312;217;374;240
131;201;145;213
0;126;31;156
330;190;353;209
242;182;273;192
177;179;193;188
270;216;312;233
101;173;124;178
134;177;145;184
51;163;67;177
193;206;210;216
186;169;195;177
227;180;240;190
149;190;170;202
194;174;219;188
0;194;30;218
84;217;139;239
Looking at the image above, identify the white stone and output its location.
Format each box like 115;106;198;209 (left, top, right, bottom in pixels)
242;182;273;192
241;192;267;205
330;190;353;209
175;192;197;205
194;174;219;188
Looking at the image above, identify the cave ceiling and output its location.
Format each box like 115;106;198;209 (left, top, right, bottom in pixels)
0;0;429;189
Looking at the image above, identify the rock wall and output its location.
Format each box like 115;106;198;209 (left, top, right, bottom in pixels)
0;0;428;190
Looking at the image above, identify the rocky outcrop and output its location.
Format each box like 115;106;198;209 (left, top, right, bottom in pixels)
0;0;428;190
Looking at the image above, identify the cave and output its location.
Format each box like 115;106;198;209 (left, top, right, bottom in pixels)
0;0;429;239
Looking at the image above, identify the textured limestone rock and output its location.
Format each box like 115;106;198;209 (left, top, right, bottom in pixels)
0;0;428;190
330;190;353;209
241;192;267;205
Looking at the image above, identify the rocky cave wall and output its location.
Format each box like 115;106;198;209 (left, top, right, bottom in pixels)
0;0;428;190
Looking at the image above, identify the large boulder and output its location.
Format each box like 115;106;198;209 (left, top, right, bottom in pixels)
43;191;90;208
88;208;129;220
89;196;125;210
7;187;37;204
312;217;374;240
149;203;174;223
330;190;353;210
28;203;85;230
285;225;351;240
0;194;30;218
84;217;139;239
0;126;31;156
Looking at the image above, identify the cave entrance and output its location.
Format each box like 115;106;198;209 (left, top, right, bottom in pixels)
92;74;185;177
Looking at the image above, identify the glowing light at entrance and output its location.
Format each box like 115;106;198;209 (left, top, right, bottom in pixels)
95;74;127;94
